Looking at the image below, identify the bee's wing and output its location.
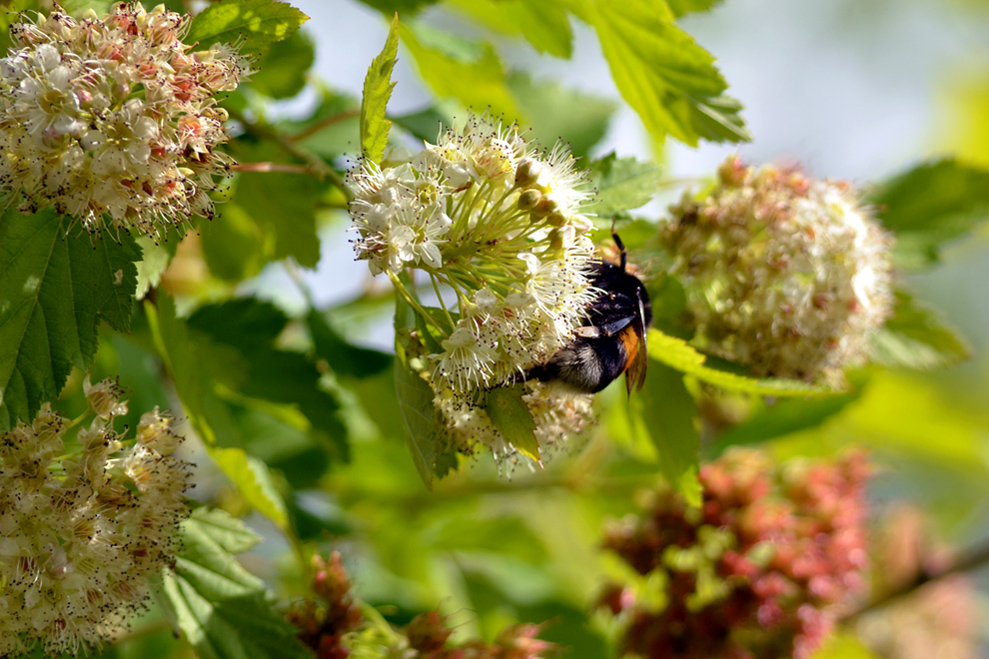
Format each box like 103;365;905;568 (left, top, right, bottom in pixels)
625;289;649;396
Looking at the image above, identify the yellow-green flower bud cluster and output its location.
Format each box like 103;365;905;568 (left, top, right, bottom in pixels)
661;156;894;383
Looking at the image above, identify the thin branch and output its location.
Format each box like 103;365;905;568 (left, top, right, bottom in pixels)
231;162;313;174
844;539;989;623
287;109;360;143
227;106;351;199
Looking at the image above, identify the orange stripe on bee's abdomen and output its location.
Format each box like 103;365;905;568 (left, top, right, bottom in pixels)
618;325;639;373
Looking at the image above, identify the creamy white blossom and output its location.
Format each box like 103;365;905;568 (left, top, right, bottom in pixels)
0;3;249;237
661;156;894;383
0;380;191;657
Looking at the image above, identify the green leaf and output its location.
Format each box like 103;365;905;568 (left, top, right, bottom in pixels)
666;0;724;17
391;105;453;142
812;632;881;659
134;236;176;299
357;0;440;14
0;209;139;428
485;387;540;462
449;0;574;58
576;0;749;146
153;508;311;659
507;73;616;159
871;290;971;370
709;391;862;456
187;298;349;459
629;362;701;505
209;447;289;530
585;152;665;216
399;21;519;121
227;142;321;268
277;86;360;162
361;14;400;165
147;295;346;526
200;204;266;282
307;309;393;379
185;0;309;55
870;158;989;269
646;328;832;396
249;29;315;99
393;332;456;490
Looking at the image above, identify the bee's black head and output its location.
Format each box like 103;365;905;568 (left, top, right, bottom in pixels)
587;260;653;329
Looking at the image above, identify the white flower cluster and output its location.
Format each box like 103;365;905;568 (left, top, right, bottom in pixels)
348;114;599;459
0;3;249;237
0;378;191;657
662;156;894;383
434;380;596;464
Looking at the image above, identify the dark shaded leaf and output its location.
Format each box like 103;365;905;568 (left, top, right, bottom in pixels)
709;392;862;456
0;209;139;428
308;309;393;379
628;362;701;506
250;29;315;99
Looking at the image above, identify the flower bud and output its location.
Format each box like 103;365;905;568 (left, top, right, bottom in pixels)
533;193;561;218
546;209;570;227
514;157;543;188
517;188;541;212
83;377;128;419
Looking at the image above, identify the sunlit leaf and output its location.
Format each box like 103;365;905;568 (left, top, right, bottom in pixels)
870;158;989;269
399;21;519;120
485;387;540;462
209;447;289;530
449;0;573;58
871;290;971;370
361;14;400;165
667;0;724;17
186;0;308;55
357;0;440;14
585;152;664;216
573;0;749;145
508;73;615;158
646;329;831;396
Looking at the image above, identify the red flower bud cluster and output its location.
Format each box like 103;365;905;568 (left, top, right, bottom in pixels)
288;552;558;659
405;610;559;659
287;552;363;659
599;448;870;659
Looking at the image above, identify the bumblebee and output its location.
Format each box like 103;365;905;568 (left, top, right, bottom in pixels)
530;233;652;395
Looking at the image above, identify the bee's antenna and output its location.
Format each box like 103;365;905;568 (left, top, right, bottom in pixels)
611;217;627;272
